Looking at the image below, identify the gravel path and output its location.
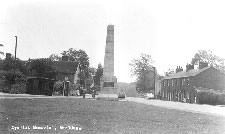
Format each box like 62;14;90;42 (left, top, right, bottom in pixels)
126;97;225;117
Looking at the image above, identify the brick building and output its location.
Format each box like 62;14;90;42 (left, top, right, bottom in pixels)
161;62;225;103
155;80;162;99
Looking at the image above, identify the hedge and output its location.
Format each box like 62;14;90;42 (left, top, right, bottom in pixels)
10;84;27;94
197;91;225;105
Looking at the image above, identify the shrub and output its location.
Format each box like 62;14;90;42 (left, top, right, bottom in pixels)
197;91;225;105
218;94;225;105
10;84;27;94
3;87;10;93
53;81;63;96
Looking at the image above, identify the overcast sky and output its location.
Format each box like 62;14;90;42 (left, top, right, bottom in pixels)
1;0;225;83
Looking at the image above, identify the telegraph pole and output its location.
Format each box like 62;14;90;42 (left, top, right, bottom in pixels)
14;36;17;84
153;67;156;97
15;36;17;60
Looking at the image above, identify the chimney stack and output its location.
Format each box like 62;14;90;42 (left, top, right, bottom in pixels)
6;53;11;60
199;61;208;69
186;64;194;72
62;55;69;61
176;66;183;73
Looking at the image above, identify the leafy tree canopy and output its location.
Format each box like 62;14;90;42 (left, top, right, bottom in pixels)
129;53;156;93
50;48;91;88
0;44;4;58
94;63;103;87
50;48;90;71
30;58;56;79
49;54;61;61
1;55;26;84
191;50;225;73
2;56;26;74
164;69;175;76
61;48;90;69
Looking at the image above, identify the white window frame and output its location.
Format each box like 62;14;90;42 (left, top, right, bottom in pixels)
171;79;174;86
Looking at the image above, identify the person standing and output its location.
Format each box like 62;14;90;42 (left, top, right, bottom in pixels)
82;87;86;98
92;88;96;98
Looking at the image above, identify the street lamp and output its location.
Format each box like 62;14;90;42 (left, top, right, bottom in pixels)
14;36;17;84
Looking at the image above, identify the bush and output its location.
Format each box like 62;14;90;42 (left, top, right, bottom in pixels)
2;87;10;93
218;94;225;104
53;81;63;96
197;91;225;105
10;84;27;94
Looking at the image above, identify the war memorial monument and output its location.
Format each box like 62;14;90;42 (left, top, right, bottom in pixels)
98;25;118;100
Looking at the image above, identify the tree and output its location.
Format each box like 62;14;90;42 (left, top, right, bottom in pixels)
61;48;90;88
2;56;14;71
30;58;56;79
88;67;96;76
2;55;26;74
94;63;103;87
0;44;4;58
164;69;175;76
50;48;90;87
2;55;26;85
191;50;225;73
83;67;96;92
61;48;90;69
49;54;61;61
87;67;96;87
129;53;155;93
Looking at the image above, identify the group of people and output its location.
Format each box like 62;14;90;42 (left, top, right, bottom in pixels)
52;81;97;98
80;86;96;98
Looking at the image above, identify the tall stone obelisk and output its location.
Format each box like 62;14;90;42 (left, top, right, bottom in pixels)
99;25;118;99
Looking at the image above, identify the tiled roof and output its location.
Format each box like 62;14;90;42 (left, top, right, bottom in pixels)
161;66;212;80
54;61;79;74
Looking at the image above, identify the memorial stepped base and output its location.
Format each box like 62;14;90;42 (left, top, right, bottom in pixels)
97;93;118;101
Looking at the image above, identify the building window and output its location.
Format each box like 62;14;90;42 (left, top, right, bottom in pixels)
164;80;166;86
167;80;169;86
182;78;185;86
187;78;190;86
171;79;174;86
176;79;179;86
187;92;189;99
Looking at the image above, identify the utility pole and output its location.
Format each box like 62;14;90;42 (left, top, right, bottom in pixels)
14;36;17;84
153;67;156;98
15;36;17;61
